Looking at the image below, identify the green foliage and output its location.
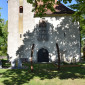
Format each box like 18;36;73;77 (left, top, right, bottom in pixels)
27;0;55;16
1;59;11;68
69;0;85;47
0;64;85;85
27;0;85;46
27;0;73;16
0;10;8;56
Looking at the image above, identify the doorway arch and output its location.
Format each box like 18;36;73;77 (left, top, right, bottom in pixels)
37;48;49;62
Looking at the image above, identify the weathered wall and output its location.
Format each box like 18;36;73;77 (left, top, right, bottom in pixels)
8;0;35;61
17;17;80;63
8;0;19;61
8;0;80;64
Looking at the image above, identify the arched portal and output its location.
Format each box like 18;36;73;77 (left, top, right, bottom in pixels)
37;48;49;62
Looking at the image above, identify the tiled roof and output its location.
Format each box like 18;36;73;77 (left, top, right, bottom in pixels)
35;0;75;15
53;3;75;14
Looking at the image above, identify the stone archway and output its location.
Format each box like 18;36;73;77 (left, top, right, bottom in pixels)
37;48;49;62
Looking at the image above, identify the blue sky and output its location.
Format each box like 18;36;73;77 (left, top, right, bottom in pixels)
0;0;8;21
0;0;77;21
62;0;77;6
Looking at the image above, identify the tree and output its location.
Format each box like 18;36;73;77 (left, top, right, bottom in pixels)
69;0;85;50
27;0;56;16
27;0;85;46
27;0;84;19
69;0;85;38
0;9;8;56
27;0;75;16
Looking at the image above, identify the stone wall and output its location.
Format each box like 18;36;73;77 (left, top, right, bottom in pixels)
8;0;80;66
16;17;80;63
8;0;19;61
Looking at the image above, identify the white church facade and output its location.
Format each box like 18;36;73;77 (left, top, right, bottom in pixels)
8;0;81;68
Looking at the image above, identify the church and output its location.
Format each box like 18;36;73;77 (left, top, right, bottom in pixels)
8;0;81;68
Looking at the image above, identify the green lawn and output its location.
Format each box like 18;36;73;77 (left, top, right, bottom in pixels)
0;64;85;85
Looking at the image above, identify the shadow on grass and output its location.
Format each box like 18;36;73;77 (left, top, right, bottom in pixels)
1;64;85;85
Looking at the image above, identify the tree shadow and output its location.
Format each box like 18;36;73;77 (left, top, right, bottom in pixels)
1;64;85;85
6;16;81;84
16;16;80;63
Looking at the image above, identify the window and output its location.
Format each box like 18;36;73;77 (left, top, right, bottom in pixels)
37;20;48;41
19;6;23;13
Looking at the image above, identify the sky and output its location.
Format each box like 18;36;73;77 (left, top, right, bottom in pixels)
0;0;77;21
62;0;77;7
0;0;8;21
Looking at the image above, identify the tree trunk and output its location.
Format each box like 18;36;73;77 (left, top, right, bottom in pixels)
30;44;35;72
56;43;60;70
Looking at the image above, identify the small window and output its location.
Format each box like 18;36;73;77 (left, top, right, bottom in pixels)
20;34;22;38
19;6;23;13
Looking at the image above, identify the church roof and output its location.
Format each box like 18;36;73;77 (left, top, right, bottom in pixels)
48;3;75;14
35;0;75;17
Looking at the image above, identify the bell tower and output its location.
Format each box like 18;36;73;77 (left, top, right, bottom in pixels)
8;0;35;68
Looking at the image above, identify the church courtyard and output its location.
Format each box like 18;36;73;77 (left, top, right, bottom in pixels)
0;63;85;85
0;0;85;85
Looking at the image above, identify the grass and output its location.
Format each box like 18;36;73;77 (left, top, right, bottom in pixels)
0;63;85;85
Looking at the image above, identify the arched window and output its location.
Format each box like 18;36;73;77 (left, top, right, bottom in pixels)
37;20;48;41
19;6;23;13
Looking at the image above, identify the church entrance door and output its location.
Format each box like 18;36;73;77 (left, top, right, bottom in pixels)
38;48;49;62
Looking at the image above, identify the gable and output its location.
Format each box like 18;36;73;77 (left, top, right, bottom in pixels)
35;0;75;17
